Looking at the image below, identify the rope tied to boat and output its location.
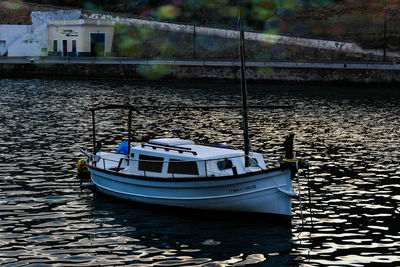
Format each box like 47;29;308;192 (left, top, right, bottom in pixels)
297;164;304;226
296;159;314;242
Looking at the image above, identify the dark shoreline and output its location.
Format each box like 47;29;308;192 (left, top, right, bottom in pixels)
2;58;400;86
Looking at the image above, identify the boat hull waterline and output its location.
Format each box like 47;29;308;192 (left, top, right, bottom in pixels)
88;167;296;216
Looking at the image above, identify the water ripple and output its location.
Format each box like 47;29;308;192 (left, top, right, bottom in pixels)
0;79;399;265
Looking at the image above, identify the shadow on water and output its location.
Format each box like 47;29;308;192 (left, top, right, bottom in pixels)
85;188;294;266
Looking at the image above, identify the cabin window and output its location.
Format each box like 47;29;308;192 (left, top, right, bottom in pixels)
138;155;163;173
249;158;259;167
168;159;199;175
217;159;233;170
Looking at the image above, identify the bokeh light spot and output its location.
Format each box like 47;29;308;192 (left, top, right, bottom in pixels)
119;37;144;57
197;36;220;52
310;0;333;7
251;7;274;21
139;63;172;79
203;0;229;8
257;67;274;77
220;6;241;18
83;1;103;12
138;27;155;40
155;5;181;19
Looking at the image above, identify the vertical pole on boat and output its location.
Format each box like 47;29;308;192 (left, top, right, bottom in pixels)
91;109;96;155
127;108;132;165
239;15;250;167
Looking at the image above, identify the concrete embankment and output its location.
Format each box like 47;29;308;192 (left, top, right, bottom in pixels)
1;58;400;84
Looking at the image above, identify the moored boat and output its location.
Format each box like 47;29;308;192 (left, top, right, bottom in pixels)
85;136;297;216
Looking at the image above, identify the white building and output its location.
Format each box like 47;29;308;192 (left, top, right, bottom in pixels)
48;19;115;57
0;10;114;57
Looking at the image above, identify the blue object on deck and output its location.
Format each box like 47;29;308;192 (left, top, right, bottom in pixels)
116;141;131;154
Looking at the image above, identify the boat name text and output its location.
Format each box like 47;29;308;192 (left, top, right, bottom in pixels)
229;184;256;193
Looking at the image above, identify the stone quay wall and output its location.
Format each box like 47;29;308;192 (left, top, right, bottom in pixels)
1;60;400;84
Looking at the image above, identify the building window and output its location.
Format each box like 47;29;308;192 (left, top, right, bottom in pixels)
168;159;199;175
138;155;164;173
53;40;58;52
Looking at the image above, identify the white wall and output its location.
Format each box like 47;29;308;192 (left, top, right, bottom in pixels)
0;10;81;57
7;24;49;57
0;25;31;56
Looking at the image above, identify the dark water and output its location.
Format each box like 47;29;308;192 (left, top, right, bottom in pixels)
1;79;400;266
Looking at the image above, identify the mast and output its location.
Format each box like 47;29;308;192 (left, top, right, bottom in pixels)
127;109;132;165
239;15;250;167
91;110;96;155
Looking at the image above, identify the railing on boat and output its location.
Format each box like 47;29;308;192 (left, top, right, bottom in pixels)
87;154;264;179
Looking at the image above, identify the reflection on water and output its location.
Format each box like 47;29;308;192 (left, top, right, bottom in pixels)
0;79;400;266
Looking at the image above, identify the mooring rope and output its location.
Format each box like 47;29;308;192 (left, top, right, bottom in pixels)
297;169;305;226
305;162;313;229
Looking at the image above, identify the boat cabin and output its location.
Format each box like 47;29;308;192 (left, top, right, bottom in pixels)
93;138;267;178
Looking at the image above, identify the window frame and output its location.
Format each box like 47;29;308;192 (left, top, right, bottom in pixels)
217;159;233;170
167;159;199;175
249;158;259;167
138;154;164;173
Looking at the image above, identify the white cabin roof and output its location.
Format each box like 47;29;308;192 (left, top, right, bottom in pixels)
132;138;249;160
148;138;195;146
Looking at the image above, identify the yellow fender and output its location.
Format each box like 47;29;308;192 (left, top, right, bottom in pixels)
77;158;88;173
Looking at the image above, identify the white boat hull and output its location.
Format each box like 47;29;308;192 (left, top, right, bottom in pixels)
88;166;296;216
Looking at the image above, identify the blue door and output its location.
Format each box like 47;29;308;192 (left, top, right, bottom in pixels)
90;33;105;57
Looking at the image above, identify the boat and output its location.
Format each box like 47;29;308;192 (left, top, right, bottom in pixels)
83;129;299;216
80;18;304;216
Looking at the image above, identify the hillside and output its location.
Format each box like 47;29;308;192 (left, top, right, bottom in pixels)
0;1;72;24
2;0;400;51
